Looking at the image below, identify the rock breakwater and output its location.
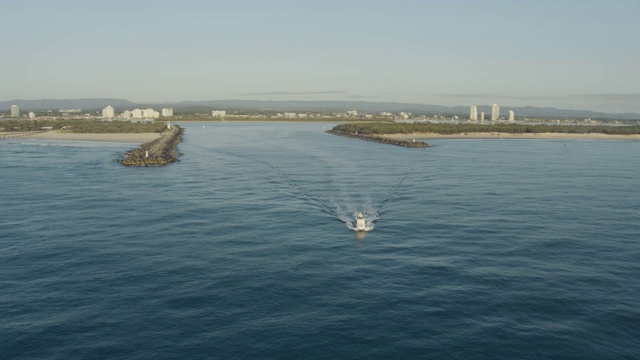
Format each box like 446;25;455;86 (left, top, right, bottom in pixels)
327;130;431;148
121;126;184;166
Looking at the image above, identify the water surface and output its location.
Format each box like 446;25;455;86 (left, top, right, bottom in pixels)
1;123;639;359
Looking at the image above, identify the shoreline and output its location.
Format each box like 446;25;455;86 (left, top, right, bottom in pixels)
381;132;640;140
22;131;162;143
15;129;640;143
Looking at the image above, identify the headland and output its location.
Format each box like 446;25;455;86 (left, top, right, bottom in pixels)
381;132;640;140
328;122;640;146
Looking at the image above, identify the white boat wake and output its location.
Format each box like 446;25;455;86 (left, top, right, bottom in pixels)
333;200;379;232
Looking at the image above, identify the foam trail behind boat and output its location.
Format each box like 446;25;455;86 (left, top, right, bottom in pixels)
332;196;379;231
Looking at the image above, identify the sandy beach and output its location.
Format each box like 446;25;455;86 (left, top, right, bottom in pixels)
23;131;161;143
381;132;640;140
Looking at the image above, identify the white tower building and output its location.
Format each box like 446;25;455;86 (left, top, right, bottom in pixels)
102;106;115;119
161;108;173;117
480;112;485;123
11;105;20;117
142;108;159;119
491;104;500;121
508;110;515;122
469;105;478;121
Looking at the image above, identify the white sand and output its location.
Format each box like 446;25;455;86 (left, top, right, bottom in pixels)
23;131;161;143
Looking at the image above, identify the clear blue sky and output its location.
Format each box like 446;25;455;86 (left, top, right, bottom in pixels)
2;0;639;113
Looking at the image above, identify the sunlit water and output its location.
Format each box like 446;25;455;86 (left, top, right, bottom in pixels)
1;123;639;359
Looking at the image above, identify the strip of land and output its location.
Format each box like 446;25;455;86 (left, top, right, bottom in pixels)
327;129;430;147
121;126;184;166
381;132;640;140
23;131;161;143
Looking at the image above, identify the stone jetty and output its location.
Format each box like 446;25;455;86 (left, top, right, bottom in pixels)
121;126;184;166
327;130;431;148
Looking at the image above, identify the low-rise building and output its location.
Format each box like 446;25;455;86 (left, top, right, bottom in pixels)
212;110;227;118
120;110;132;119
142;108;159;119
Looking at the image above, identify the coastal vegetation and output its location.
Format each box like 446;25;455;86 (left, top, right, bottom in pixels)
0;119;166;133
331;122;640;135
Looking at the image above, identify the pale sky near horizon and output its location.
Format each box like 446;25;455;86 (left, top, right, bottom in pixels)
2;0;639;113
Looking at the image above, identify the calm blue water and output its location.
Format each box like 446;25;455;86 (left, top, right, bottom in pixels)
1;123;639;359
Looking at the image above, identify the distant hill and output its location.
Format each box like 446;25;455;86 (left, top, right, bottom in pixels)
0;98;134;111
2;98;639;120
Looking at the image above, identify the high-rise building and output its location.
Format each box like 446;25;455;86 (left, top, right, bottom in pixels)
11;105;20;117
102;106;115;119
508;110;515;122
142;108;157;118
28;112;36;119
469;105;478;121
131;109;143;119
480;112;485;123
161;108;173;117
491;104;500;121
212;110;227;118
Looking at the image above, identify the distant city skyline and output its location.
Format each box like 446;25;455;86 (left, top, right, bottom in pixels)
2;0;639;113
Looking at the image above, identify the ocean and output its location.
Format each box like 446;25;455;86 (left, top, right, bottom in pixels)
1;122;639;359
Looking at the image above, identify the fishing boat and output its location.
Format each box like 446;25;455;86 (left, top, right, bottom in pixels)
355;212;367;231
